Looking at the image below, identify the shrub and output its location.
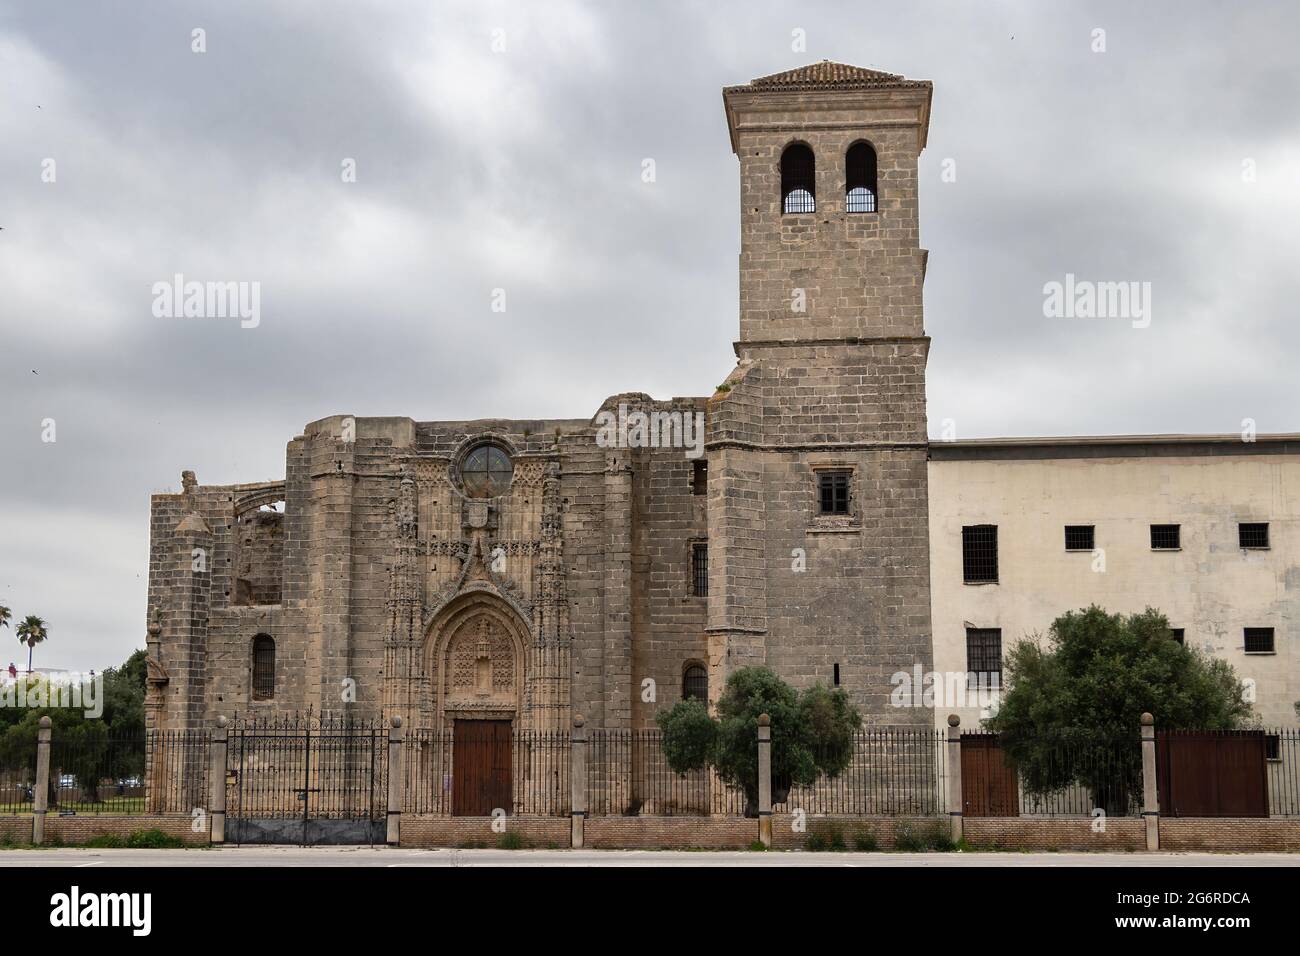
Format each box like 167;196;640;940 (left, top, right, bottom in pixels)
852;827;878;851
657;667;861;816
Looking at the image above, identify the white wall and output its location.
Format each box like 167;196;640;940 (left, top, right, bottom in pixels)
928;449;1300;729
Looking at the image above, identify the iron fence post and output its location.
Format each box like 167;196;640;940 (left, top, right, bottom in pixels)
32;716;51;845
387;716;404;846
946;715;963;844
571;715;587;849
1141;712;1159;850
210;716;227;844
757;713;772;847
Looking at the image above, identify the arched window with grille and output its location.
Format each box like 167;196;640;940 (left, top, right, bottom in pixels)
781;143;816;214
252;634;275;700
845;141;877;213
682;663;708;702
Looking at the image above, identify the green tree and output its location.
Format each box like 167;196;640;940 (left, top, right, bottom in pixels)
15;615;48;673
656;667;861;816
986;605;1252;814
100;648;147;738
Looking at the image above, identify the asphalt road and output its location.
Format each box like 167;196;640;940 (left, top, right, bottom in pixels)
2;847;1297;867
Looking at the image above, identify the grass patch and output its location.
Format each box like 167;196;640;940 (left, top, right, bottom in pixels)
894;821;958;852
82;829;188;850
746;840;768;852
496;831;529;850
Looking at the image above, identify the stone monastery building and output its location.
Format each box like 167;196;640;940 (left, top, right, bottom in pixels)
145;63;1300;744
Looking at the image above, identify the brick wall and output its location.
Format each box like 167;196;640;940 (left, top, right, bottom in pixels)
964;818;1145;851
43;814;208;846
400;815;569;848
1160;818;1300;851
773;814;945;849
0;817;32;844
585;816;755;849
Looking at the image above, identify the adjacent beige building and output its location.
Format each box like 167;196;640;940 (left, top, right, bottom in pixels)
929;435;1300;728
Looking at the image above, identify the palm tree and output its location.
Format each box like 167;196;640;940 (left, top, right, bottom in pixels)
15;615;47;673
0;605;10;677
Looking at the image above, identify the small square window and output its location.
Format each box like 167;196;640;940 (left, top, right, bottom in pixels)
1266;734;1281;761
1150;524;1181;550
1244;627;1274;654
1064;525;1094;551
1239;523;1269;549
817;471;851;515
1170;628;1185;645
962;525;998;583
692;459;708;496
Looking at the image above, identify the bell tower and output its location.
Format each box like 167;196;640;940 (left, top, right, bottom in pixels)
707;63;935;721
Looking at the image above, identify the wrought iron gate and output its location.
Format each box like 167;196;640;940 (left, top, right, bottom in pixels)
225;716;387;845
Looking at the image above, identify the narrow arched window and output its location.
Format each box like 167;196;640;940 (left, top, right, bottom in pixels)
781;143;816;214
252;634;275;700
846;141;877;213
683;663;708;702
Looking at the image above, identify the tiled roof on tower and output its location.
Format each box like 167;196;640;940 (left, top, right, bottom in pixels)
734;60;929;92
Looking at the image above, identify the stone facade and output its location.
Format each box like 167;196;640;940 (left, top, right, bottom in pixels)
144;62;940;736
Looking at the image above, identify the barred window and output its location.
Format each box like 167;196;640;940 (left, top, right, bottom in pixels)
1150;524;1181;550
691;542;708;597
1239;522;1269;549
1064;525;1094;551
818;470;851;515
692;459;708;496
252;634;275;700
966;628;1002;680
1244;627;1275;654
781;143;815;214
683;663;708;701
1170;628;1185;645
1266;734;1281;761
962;525;998;583
845;141;877;213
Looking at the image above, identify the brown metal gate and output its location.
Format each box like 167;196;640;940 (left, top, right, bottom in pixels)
452;720;513;816
1156;730;1269;817
961;733;1020;817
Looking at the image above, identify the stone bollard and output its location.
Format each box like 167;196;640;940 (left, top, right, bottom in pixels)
210;716;228;844
946;714;963;844
571;715;587;849
387;716;404;847
33;716;52;845
1140;712;1159;850
757;713;772;848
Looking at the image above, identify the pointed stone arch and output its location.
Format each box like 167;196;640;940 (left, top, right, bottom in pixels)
424;590;531;732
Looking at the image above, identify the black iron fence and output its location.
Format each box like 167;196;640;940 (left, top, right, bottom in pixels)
225;716;386;821
45;730;208;815
4;720;1299;823
0;731;37;815
1266;729;1300;817
587;729;746;816
775;729;947;816
403;729;569;816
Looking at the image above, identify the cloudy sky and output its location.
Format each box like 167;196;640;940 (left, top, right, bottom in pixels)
2;0;1298;671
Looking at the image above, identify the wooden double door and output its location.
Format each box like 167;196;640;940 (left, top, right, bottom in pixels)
452;719;513;816
960;733;1020;817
